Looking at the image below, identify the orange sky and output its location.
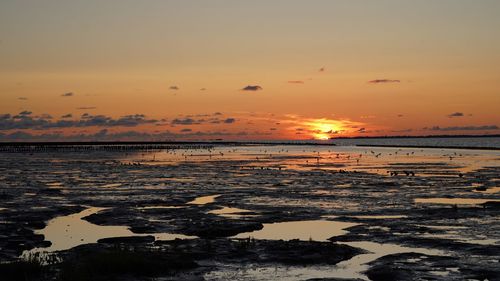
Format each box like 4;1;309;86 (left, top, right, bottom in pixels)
1;1;499;141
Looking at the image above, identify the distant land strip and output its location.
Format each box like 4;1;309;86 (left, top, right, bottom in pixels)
332;134;500;139
355;144;499;151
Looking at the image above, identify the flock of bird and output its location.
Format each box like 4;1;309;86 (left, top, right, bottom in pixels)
112;146;470;179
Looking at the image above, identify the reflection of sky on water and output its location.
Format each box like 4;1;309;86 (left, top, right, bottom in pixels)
233;220;358;242
187;194;220;205
119;145;500;176
28;207;195;254
415;198;500;205
205;241;446;281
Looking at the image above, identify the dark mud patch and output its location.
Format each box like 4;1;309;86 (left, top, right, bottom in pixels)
366;252;500;281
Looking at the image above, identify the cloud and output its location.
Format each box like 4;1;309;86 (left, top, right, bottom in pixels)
288;80;304;84
368;79;400;84
200;88;207;91
171;118;198;125
241;85;262;91
391;129;413;133
61;114;73;118
424;125;499;131
18;111;32;116
447;112;464;118
0;129;271;142
77;107;96;110
40;114;53;119
397;114;404;118
0;112;158;130
61;92;74;97
171;116;237;126
180;128;192;133
169;86;179;90
18;97;28;100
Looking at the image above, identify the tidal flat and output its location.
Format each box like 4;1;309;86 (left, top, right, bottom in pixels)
0;144;499;280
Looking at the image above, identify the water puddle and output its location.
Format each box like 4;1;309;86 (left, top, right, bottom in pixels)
208;207;257;218
25;207;195;254
332;241;447;280
415;198;500;205
350;215;408;219
46;182;64;188
420;233;499;245
188;195;220;205
101;183;122;188
417;224;467;230
233;220;358;241
205;241;446;281
138;206;183;210
167;178;195;182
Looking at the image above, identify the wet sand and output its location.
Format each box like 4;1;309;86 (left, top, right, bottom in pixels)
0;144;499;280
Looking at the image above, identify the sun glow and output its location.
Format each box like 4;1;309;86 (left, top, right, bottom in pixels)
305;119;343;140
295;117;369;140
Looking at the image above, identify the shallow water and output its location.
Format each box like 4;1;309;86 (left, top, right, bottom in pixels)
350;215;408;219
1;143;498;279
415;198;500;205
205;241;446;281
26;207;195;254
188;195;220;205
233;220;358;241
334;241;447;280
208;206;256;218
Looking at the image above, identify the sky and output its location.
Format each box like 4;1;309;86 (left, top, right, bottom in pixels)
1;0;499;141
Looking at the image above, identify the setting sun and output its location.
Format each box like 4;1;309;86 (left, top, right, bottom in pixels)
303;119;345;140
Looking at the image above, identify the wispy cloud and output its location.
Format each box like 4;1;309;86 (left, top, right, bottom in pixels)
287;80;304;84
169;86;179;90
77;107;96;110
241;85;262;91
171;116;237;126
224;118;236;124
368;79;400;84
424;125;499;131
61;92;74;97
447;112;464;118
171;118;199;125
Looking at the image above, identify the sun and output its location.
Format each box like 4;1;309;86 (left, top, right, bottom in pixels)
307;119;341;140
294;117;365;140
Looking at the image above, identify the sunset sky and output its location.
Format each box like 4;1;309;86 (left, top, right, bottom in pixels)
1;0;499;141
